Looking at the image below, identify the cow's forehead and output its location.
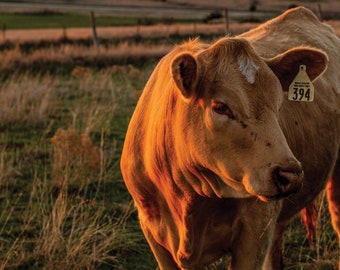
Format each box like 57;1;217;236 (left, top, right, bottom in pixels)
237;56;259;84
198;43;282;115
198;38;264;84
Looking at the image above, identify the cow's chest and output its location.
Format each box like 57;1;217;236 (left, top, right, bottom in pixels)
183;197;281;266
182;198;245;265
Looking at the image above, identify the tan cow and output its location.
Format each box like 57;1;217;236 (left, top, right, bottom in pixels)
120;7;340;269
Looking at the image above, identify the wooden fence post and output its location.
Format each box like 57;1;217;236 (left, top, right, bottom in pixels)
317;3;323;21
62;25;67;40
2;24;6;41
224;8;229;35
193;23;197;35
90;11;100;51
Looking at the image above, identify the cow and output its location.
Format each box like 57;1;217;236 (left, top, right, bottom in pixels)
120;7;340;269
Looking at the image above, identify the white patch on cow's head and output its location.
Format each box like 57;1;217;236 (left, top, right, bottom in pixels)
237;56;259;84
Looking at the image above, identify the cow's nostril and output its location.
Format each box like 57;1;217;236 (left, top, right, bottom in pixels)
273;166;303;194
274;168;290;187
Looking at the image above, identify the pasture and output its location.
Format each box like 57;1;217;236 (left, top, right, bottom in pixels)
0;6;339;270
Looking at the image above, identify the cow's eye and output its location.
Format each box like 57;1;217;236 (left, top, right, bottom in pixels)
212;102;235;119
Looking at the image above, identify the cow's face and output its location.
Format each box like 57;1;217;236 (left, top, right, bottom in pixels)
171;38;328;201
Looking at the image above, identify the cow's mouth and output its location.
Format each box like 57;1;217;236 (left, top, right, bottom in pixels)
257;183;303;202
258;193;288;202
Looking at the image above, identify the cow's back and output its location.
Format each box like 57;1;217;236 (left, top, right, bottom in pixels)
242;7;340;219
242;7;340;105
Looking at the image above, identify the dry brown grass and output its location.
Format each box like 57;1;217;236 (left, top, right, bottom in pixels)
0;74;56;125
0;20;338;74
0;66;143;269
0;41;174;74
1;176;131;270
50;128;101;189
30;189;125;270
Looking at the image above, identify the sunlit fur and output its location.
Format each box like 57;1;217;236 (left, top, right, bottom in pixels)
121;7;340;270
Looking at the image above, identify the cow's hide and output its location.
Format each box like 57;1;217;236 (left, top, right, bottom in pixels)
121;7;340;270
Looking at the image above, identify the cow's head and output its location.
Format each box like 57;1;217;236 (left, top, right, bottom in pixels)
171;38;328;201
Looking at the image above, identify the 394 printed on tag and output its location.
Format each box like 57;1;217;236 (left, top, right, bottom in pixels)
288;65;315;102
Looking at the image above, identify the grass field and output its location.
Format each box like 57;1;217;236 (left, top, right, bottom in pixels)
0;12;145;29
0;8;339;270
0;10;191;30
0;60;159;269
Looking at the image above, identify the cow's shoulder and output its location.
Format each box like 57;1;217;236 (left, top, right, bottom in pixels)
275;6;321;25
242;7;324;38
241;7;337;56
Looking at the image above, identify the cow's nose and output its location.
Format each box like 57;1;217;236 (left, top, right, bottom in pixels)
272;163;304;195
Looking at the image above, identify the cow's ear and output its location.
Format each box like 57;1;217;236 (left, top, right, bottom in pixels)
171;53;198;100
267;47;328;91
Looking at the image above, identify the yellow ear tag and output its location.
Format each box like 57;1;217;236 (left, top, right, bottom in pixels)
288;65;314;102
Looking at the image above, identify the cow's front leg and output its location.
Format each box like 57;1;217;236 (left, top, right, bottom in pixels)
229;228;272;270
262;222;286;270
229;199;280;270
140;222;180;270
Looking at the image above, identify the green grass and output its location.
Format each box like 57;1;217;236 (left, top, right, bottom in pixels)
0;11;197;30
0;12;147;30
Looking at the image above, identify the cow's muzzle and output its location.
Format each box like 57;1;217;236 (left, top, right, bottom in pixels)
271;163;304;197
257;162;304;202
